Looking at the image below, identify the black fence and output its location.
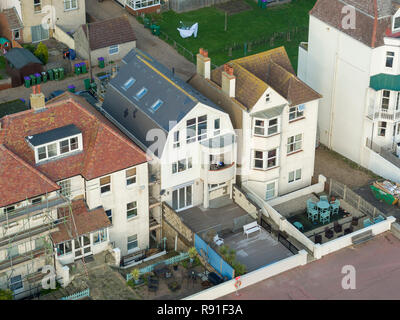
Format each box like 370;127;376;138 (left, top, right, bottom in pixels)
278;233;299;255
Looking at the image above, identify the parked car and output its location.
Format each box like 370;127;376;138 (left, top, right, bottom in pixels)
207;272;223;285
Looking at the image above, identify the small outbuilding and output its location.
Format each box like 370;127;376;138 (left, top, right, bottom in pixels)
4;48;43;87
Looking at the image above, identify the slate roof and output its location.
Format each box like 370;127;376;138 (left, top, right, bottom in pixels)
82;15;137;51
210;47;321;108
0;94;148;206
310;0;400;48
51;200;111;244
0;145;60;207
5;48;42;69
27;124;81;147
2;7;23;30
102;48;223;157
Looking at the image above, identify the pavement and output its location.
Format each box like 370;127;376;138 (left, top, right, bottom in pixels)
85;0;196;81
221;232;400;300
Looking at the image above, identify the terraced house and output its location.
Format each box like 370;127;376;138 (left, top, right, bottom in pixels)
0;89;149;299
189;47;321;201
298;0;400;183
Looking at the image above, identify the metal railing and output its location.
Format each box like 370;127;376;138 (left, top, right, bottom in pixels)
60;288;90;300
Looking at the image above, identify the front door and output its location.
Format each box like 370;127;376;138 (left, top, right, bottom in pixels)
74;234;91;259
172;185;193;211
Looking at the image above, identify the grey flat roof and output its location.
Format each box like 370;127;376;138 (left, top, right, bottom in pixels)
26;124;81;147
5;48;43;69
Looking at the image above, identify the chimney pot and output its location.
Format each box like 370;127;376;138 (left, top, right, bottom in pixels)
203;50;208;58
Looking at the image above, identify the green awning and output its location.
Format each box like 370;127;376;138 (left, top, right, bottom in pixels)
251;104;285;119
370;73;400;91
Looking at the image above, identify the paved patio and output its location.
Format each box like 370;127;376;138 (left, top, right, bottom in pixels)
273;193;319;218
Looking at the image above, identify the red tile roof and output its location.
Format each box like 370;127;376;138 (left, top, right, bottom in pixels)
0;145;60;207
51;199;111;244
0;95;148;206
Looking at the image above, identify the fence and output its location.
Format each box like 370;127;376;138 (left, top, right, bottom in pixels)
194;233;235;280
168;0;230;13
278;232;299;254
126;252;190;281
184;250;308;300
60;288;90;300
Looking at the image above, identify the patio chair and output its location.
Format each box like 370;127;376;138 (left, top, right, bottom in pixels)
307;206;319;222
320;195;329;202
334;221;342;233
330;199;340;216
325;228;334;239
213;234;224;246
307;199;316;209
320;209;330;224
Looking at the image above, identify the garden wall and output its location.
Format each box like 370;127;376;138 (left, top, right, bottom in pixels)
53;25;75;50
184;249;307;300
0;78;11;91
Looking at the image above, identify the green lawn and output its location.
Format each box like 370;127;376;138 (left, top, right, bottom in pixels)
145;0;316;70
0;99;29;118
0;56;6;80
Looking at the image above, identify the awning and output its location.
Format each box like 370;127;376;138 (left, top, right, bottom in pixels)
370;73;400;91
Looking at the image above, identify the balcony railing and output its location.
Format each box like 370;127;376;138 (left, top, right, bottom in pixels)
368;107;400;121
204;162;235;185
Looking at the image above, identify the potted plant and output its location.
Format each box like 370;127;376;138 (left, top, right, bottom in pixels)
131;268;140;284
188;247;197;263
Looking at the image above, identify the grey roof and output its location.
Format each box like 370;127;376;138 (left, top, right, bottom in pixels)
251;105;285;119
26;124;81;147
102;48;223;157
5;48;42;69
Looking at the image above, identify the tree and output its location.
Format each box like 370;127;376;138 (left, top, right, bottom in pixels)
34;42;49;65
0;289;13;300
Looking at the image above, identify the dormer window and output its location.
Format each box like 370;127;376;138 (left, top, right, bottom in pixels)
60;137;78;154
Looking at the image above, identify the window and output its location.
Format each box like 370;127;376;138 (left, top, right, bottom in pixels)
5;206;15;214
105;209;112;224
135;87;148;100
253;118;279;136
173;131;180;148
93;229;107;244
34;0;42;13
31;197;42;205
35;238;45;249
287;134;302;154
57;240;72;256
5;222;19;230
289;104;305;121
394;16;400;31
47;143;57;158
100;176;111;194
13;30;20;40
127;201;137;219
38;146;46;160
397;93;400;111
382;90;390;111
265;182;276;200
150;99;163;113
123;77;135;90
172;185;192;210
58;179;71;197
127;234;138;251
9;275;23;292
64;0;78;10
214;118;220;136
186;115;207;143
378;121;387;136
126;168;137;186
37;142;60;161
109;44;119;55
59;137;79;154
172;158;192;174
253;149;278;170
386;52;395;68
288;169;302;183
266;93;270;103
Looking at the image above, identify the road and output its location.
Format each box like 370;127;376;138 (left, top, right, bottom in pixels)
85;0;196;81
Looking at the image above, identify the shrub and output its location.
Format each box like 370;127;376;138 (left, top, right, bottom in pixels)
0;289;13;300
188;247;197;260
34;42;49;64
22;43;36;54
130;268;140;282
232;262;247;276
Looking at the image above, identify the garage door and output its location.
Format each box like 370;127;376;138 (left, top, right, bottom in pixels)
31;25;49;43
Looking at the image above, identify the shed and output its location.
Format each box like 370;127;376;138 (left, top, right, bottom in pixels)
4;48;43;87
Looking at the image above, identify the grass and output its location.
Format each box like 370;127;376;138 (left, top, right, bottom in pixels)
143;0;316;69
0;99;29;118
0;56;6;80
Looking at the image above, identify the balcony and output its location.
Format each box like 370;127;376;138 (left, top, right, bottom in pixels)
203;162;235;185
368;108;400;121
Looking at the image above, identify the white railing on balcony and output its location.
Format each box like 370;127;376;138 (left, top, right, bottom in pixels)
368;106;400;121
204;162;236;185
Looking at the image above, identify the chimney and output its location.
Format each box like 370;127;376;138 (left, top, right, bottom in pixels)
221;64;235;98
30;85;46;111
196;48;211;79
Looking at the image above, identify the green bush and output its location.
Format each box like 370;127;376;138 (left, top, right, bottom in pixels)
22;43;36;54
232;261;247;276
0;289;13;300
34;42;49;65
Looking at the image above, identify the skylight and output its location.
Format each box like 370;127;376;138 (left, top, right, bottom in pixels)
135;87;148;100
149;99;163;113
123;77;136;90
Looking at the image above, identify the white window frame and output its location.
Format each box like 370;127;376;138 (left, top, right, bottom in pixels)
13;29;20;40
186;115;207;143
393;12;400;33
57;240;73;256
287;134;303;154
58;179;71;198
127;234;138;253
173;131;180;148
9;275;23;293
214;118;220;136
126;168;137;186
288;169;302;183
64;0;78;11
253;117;280;137
109;44;119;55
386;51;395;68
378;121;387;137
93;229;108;245
127;201;138;219
252;149;278;170
172;184;193;211
100;176;111;194
265;181;277;200
105;209;112;224
382;90;390;111
289;104;305;122
59;136;79;154
33;0;42;13
172;157;192;174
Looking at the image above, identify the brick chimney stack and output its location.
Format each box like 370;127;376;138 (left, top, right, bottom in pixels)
30;85;46;111
196;48;211;80
221;64;236;98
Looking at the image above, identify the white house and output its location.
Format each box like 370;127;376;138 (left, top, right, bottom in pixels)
298;0;400;182
101;48;237;214
0;89;150;298
189;47;321;201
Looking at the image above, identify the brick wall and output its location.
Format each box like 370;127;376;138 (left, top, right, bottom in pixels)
0;78;12;91
125;4;161;16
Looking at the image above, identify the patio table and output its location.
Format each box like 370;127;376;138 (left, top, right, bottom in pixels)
317;201;330;211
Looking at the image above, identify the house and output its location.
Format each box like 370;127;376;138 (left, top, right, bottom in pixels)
189;47;321;201
101;48;237;221
0;0;86;43
74;16;137;66
0;7;24;46
298;0;400;183
4;47;43;87
0;89;150;298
